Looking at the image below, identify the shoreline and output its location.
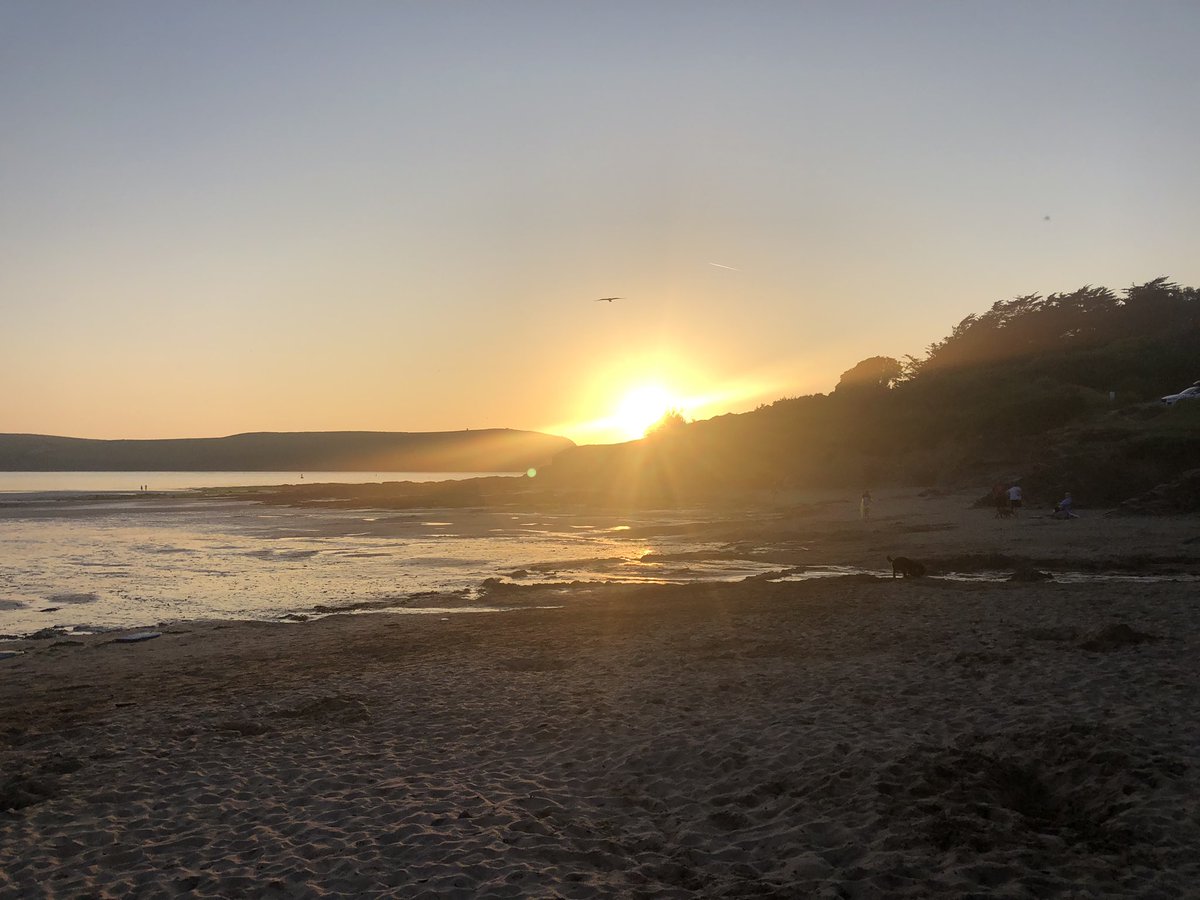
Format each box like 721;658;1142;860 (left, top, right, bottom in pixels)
3;486;1200;639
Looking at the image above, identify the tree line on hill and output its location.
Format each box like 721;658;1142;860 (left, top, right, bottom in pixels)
545;278;1200;508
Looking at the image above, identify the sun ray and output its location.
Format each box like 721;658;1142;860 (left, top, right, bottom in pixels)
614;385;675;440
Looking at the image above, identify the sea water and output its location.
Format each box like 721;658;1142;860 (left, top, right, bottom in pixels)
0;471;516;493
0;494;778;636
8;488;1189;638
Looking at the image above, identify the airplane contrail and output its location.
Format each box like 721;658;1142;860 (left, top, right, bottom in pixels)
709;262;740;271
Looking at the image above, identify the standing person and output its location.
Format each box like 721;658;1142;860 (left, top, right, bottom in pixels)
1007;483;1023;515
860;490;872;521
991;483;1007;516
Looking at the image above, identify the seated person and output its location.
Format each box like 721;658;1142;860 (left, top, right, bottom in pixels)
1051;492;1078;519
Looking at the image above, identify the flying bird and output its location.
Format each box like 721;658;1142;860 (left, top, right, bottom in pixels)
593;297;622;302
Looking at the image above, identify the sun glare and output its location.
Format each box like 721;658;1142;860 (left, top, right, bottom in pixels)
546;361;778;446
615;385;676;440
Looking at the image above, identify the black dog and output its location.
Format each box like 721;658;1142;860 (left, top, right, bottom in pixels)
887;555;927;578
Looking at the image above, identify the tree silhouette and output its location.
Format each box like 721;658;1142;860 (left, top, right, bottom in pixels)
646;408;688;436
835;356;903;392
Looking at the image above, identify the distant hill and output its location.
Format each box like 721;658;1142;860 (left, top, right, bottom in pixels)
0;429;574;473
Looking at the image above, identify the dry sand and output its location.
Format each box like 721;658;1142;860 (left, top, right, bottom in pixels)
3;489;1200;898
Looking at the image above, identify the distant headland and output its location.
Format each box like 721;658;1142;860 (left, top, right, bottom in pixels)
0;430;574;473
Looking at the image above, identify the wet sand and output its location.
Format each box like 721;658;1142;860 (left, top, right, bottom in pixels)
3;489;1199;897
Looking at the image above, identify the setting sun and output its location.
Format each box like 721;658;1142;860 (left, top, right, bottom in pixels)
614;385;677;440
544;353;778;446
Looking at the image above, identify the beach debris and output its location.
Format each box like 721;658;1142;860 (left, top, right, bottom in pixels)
1078;623;1159;652
113;631;162;643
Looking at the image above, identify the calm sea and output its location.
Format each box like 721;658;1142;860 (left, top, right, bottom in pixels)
0;494;776;638
0;471;517;493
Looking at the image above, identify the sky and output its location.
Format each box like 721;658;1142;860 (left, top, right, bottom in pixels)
2;1;1198;445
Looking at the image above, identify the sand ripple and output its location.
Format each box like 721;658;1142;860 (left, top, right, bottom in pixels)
3;577;1200;897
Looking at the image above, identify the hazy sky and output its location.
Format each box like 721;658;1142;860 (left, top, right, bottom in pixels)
3;2;1197;444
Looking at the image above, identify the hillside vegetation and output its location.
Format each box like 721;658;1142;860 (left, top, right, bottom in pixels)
545;278;1200;508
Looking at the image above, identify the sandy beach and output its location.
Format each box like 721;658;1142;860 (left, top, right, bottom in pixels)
3;490;1200;897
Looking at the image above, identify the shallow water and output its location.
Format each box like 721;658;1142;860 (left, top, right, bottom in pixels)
0;497;775;636
0;470;517;493
772;567;1200;584
4;496;1194;638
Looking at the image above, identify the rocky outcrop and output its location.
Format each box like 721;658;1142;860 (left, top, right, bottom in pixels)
1111;468;1200;515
